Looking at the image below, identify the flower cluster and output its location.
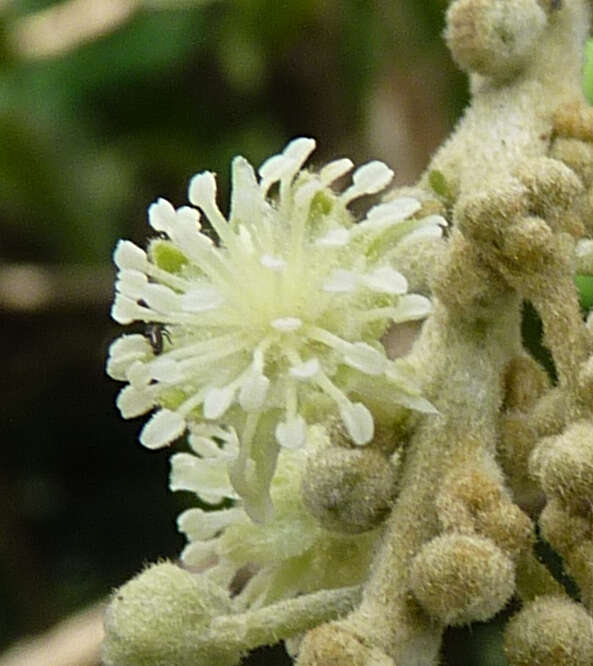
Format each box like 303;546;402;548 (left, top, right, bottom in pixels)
107;138;440;519
170;424;378;608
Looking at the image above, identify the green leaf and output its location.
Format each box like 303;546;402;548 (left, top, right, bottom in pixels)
575;274;593;311
584;39;593;105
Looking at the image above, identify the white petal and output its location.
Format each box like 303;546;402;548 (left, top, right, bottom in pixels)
106;334;151;380
343;342;386;375
258;153;294;188
238;372;270;411
150;357;183;383
230;156;261;224
170;453;236;501
127;360;152;388
115;269;148;299
108;333;151;359
361;266;408;295
323;269;358;293
283;137;316;170
111;294;143;324
271;317;302;332
140;409;185;449
339;401;374;445
294;179;323;208
181;285;223;312
179;540;219;568
352;161;394;193
391;294;433;322
143;283;181;313
168;225;214;269
260;254;286;270
290;358;320;379
204;386;235;419
177;506;243;540
315;227;350;247
113;240;148;271
275;415;307;449
176;205;201;226
405;226;443;242
188;171;218;210
341;161;393;204
365;197;421;225
116;385;154;418
319;158;354;185
148;198;176;234
188;434;222;458
259;137;316;189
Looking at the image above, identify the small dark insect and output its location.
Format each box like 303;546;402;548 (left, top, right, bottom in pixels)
145;323;171;355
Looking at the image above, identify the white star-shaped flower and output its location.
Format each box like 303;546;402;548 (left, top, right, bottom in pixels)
107;137;438;520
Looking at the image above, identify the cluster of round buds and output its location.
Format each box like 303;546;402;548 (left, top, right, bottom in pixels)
107;137;441;519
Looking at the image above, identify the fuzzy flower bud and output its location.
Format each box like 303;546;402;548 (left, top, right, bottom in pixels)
301;443;399;534
445;0;547;81
530;420;593;509
409;533;515;626
504;596;593;666
102;561;238;666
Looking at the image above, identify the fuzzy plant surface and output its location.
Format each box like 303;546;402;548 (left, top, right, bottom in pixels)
103;1;593;665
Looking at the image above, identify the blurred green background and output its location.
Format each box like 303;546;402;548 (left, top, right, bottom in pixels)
2;1;587;665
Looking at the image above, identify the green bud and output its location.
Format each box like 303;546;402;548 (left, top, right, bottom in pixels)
102;561;240;666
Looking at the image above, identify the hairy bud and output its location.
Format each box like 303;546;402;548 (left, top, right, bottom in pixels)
102;561;239;666
301;444;399;534
409;533;515;625
530;421;593;509
539;497;590;555
295;622;395;666
504;596;593;666
445;0;547;81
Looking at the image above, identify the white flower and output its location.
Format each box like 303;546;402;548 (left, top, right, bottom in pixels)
170;424;239;505
172;432;379;607
107;137;438;520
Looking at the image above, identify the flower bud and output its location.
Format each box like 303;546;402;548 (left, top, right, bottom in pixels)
539;497;590;555
530;421;593;509
445;0;547;81
102;561;239;666
301;444;398;534
504;596;593;666
295;622;395;666
410;534;515;626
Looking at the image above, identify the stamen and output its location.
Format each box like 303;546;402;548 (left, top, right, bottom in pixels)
140;408;186;449
113;240;148;271
340;161;394;205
